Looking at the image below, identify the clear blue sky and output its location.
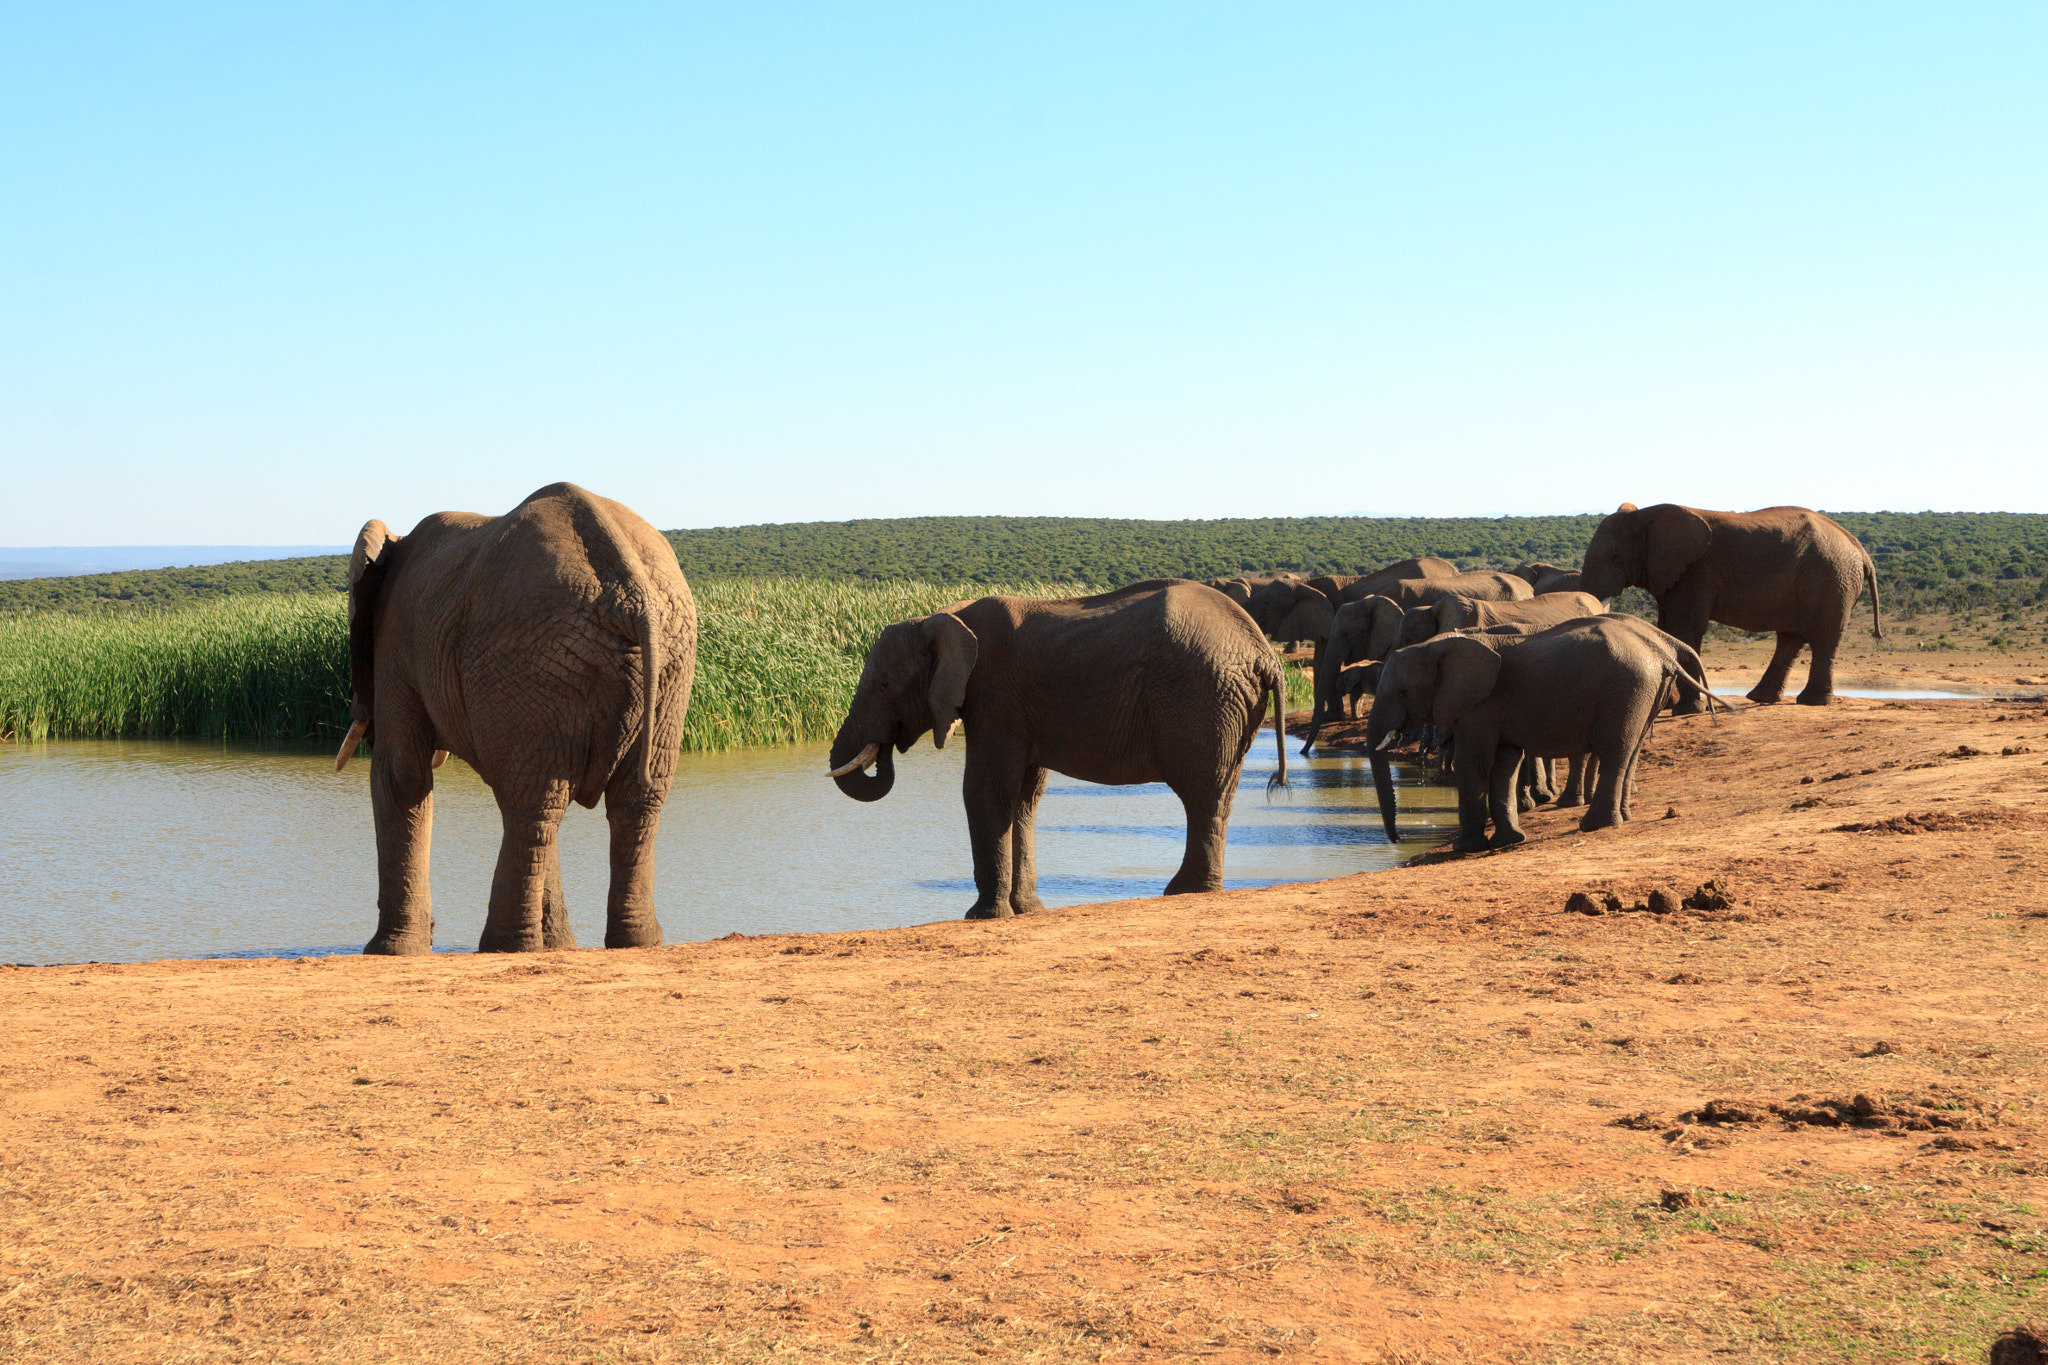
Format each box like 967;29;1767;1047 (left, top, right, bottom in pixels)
4;3;2043;544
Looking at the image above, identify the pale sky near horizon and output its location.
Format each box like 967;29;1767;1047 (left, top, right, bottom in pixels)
3;4;2043;545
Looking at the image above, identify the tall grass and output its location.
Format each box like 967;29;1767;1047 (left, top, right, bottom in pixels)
2;579;1311;752
0;595;349;744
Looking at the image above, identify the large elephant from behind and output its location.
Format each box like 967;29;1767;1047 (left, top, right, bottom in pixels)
825;580;1287;919
1580;503;1881;710
337;483;697;955
1365;615;1711;853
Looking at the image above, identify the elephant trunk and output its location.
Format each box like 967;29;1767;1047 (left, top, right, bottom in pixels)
1371;749;1399;843
1302;646;1333;754
828;727;895;802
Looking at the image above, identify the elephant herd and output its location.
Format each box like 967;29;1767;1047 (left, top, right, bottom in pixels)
336;484;1881;952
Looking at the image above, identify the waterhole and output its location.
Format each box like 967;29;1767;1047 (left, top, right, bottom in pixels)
0;738;1457;964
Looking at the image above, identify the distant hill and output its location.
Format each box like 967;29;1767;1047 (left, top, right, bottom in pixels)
0;546;348;580
1;512;2043;614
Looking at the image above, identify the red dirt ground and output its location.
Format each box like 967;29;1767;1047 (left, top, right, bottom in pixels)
3;690;2046;1362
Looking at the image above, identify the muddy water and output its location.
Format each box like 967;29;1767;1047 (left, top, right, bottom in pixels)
0;739;1457;965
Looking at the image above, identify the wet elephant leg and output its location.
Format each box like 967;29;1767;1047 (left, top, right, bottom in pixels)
1751;633;1805;704
1008;766;1050;915
363;747;437;955
479;792;571;952
603;784;666;949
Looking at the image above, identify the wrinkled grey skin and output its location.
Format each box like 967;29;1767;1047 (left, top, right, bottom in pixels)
1580;503;1881;712
1394;591;1608;652
1299;597;1402;750
1365;615;1712;854
340;483;697;955
827;581;1286;919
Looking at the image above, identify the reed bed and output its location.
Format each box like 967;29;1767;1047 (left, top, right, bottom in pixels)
0;579;1310;751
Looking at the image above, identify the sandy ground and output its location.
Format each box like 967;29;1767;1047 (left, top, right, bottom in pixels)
4;692;2048;1363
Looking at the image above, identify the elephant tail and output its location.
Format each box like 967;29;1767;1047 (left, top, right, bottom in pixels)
636;597;663;788
1265;663;1289;792
1863;553;1884;640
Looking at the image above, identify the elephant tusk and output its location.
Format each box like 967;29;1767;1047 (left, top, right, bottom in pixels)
828;742;882;779
334;719;368;772
1375;732;1398;751
432;749;448;769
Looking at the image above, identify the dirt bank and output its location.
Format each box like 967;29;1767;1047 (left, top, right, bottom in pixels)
3;698;2046;1362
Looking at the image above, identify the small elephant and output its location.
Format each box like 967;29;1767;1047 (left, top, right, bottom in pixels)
825;580;1288;919
1580;503;1882;711
337;483;697;955
1366;615;1712;853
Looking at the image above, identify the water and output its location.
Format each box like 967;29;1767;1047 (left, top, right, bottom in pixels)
0;738;1457;965
1711;687;1982;700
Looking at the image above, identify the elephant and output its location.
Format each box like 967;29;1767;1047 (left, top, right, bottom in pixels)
1579;503;1882;711
334;483;697;955
1207;574;1295;608
1509;562;1586;595
1394;590;1607;652
1365;615;1713;853
1299;579;1558;750
825;580;1288;919
1240;558;1461;639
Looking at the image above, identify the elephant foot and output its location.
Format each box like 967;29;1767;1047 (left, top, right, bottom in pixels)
1744;686;1784;705
1450;833;1492;855
1009;896;1047;916
362;933;434;957
964;901;1015;920
1794;689;1834;706
1578;812;1622;833
603;928;664;950
1670;695;1709;715
1163;873;1224;896
1488;829;1527;850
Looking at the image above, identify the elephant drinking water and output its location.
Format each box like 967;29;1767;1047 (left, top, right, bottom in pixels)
825;580;1288;919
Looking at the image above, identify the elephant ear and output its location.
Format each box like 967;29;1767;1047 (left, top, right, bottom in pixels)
1427;635;1503;731
1272;585;1333;643
922;611;978;748
346;520;398;728
1644;504;1713;597
1365;597;1404;659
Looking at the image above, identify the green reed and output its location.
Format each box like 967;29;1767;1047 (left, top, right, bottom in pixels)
0;580;1313;750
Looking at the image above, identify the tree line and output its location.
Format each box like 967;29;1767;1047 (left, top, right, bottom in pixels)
4;511;2044;614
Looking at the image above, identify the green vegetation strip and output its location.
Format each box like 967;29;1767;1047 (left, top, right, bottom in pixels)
7;512;2045;615
0;579;1319;750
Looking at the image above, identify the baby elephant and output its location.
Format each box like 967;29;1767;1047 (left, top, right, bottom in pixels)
1366;615;1712;853
826;580;1287;918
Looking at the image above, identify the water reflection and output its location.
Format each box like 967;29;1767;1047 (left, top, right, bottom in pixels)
0;738;1455;964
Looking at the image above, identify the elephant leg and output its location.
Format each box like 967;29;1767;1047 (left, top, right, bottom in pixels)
1008;766;1050;915
602;782;666;949
1450;737;1492;854
1750;632;1805;705
1657;602;1712;715
1797;630;1842;706
1515;758;1537;813
540;844;577;950
1534;756;1557;804
363;703;438;956
962;753;1019;919
1557;753;1589;808
479;794;571;952
1165;775;1231;895
1489;746;1527;849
